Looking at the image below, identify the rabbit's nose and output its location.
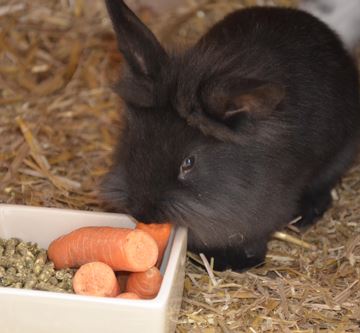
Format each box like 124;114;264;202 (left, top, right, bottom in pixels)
132;206;157;222
133;211;152;222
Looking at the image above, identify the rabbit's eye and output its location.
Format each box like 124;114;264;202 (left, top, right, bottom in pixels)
179;156;195;178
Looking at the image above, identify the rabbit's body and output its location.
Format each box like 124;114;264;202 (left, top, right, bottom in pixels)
103;1;360;270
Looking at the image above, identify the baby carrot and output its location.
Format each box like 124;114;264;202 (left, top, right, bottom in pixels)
126;266;163;299
116;292;141;299
136;223;172;266
48;227;158;272
73;262;120;297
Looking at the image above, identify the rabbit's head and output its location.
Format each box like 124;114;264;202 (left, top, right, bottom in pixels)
102;0;285;249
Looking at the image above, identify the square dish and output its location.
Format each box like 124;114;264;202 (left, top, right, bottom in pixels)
0;204;187;333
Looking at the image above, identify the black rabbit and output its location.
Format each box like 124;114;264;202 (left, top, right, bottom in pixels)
102;0;360;271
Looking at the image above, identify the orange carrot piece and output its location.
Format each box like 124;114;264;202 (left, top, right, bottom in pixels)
116;292;141;299
73;262;120;297
126;266;163;299
48;227;158;272
136;223;172;266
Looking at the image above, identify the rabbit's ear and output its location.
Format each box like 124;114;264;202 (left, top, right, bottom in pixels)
183;78;285;144
224;83;285;119
203;78;285;121
105;0;167;77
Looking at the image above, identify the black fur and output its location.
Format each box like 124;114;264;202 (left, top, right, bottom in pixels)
102;1;360;271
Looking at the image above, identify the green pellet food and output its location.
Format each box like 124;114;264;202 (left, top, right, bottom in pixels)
0;237;75;293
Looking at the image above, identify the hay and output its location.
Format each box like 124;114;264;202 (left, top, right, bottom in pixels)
0;1;359;332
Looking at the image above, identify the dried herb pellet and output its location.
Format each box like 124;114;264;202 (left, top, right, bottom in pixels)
0;237;75;293
4;238;19;256
35;282;68;293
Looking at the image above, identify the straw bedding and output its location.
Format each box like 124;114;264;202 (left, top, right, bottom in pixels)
0;1;359;332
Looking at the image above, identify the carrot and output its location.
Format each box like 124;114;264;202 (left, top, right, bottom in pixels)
126;266;163;299
116;292;141;300
48;226;158;272
73;262;120;297
136;223;172;266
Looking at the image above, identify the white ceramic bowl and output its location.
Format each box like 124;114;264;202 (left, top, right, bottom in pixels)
0;204;187;333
